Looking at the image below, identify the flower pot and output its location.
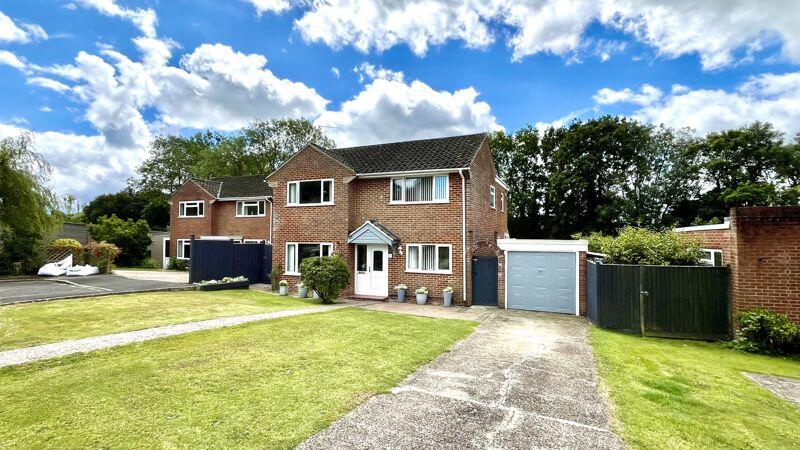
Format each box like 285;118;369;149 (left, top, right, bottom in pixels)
313;290;320;299
416;293;428;305
279;285;288;296
443;291;453;307
298;287;308;298
396;289;406;302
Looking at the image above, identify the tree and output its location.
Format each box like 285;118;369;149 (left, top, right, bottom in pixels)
0;133;58;236
87;215;152;266
130;118;335;193
83;190;170;230
579;227;703;266
299;254;351;304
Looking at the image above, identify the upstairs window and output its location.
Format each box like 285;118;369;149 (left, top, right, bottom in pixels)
490;186;496;209
287;179;333;206
236;200;266;217
179;201;204;218
391;175;448;203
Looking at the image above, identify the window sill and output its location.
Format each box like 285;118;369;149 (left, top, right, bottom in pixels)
284;272;301;276
405;269;453;275
235;214;267;218
389;200;449;205
285;203;334;207
178;216;205;219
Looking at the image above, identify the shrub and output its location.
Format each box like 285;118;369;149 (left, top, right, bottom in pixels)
0;229;44;275
577;227;703;265
443;286;453;293
394;283;407;290
47;238;84;265
167;257;188;271
270;266;284;292
728;309;800;355
87;215;152;266
85;241;121;273
140;258;158;269
416;286;429;295
300;254;350;304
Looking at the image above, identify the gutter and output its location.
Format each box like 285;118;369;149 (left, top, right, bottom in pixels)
459;169;467;304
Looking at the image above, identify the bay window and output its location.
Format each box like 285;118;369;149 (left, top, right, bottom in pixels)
236;200;266;217
391;175;448;203
287;179;333;206
179;201;204;218
285;242;333;274
406;244;451;273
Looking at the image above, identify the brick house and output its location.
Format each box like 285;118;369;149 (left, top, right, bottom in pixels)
675;206;800;323
168;175;273;262
267;133;509;305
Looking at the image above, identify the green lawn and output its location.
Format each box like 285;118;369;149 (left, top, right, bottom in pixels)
0;308;476;448
0;290;319;351
590;327;800;449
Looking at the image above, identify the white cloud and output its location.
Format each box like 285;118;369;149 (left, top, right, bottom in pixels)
330;66;340;78
40;106;52;112
316;78;500;147
593;84;663;107
594;72;800;139
73;0;157;37
245;0;292;15
0;10;47;43
0;50;26;70
27;76;72;93
282;0;800;69
353;62;404;83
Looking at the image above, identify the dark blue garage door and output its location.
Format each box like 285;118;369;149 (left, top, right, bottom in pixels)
507;252;576;314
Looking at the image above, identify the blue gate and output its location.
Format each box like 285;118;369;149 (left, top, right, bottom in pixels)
188;239;272;284
472;256;498;306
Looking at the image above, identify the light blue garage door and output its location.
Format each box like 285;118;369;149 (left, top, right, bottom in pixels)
507;252;576;314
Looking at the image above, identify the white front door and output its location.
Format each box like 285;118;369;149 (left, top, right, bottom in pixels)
354;244;389;296
162;237;170;268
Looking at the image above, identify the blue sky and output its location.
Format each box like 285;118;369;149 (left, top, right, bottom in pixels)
1;0;799;202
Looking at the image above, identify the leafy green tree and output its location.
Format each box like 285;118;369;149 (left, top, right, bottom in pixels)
131;131;221;194
579;227;703;265
0;133;58;236
87;215;152;266
299;254;350;304
83;190;169;230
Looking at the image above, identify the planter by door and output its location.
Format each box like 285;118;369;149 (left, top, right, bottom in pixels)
416;293;428;305
298;287;308;298
279;285;288;296
396;289;406;302
354;244;389;297
443;291;453;306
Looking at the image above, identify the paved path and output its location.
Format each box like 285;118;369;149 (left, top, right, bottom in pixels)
0;304;347;368
299;310;622;449
113;269;189;284
744;372;800;409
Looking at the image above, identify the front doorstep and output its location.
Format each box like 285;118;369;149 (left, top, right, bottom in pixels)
347;294;389;301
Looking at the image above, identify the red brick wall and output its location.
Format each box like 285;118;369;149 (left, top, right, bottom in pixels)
465;138;509;305
267;146;356;291
169;180;271;258
679;207;800;323
349;174;465;304
730;207;800;322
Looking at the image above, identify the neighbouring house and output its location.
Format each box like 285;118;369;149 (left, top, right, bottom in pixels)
675;206;800;323
168;175;273;262
267;133;509;305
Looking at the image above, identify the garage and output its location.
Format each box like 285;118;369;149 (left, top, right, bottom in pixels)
498;239;587;315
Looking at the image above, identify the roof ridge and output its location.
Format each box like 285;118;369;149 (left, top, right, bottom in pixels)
329;132;487;153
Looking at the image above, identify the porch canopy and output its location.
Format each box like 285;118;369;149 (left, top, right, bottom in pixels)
347;220;400;246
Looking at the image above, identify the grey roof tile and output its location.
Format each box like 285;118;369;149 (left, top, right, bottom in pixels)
191;175;272;199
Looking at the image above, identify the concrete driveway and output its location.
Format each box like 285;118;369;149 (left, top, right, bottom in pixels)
0;274;189;305
300;310;622;449
113;269;189;284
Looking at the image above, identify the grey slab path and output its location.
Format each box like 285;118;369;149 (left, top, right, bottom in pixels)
0;304;348;368
299;310;623;450
744;372;800;409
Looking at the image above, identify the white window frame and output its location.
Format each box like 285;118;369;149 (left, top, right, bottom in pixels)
236;200;266;217
286;179;334;206
699;248;723;266
285;242;334;275
490;186;496;209
176;239;191;260
405;243;452;274
500;192;505;212
242;239;264;244
389;174;449;204
178;200;204;218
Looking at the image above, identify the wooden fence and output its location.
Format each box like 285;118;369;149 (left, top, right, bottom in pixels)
587;261;731;340
188;239;272;284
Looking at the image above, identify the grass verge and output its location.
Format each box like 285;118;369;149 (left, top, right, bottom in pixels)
0;290;319;350
0;308;476;448
590;327;800;449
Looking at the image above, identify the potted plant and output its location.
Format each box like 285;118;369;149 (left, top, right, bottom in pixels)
443;286;454;306
415;286;429;305
297;282;308;298
278;280;289;296
394;284;408;302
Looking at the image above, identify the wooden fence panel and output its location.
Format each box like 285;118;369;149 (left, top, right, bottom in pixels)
595;263;640;333
189;239;272;284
